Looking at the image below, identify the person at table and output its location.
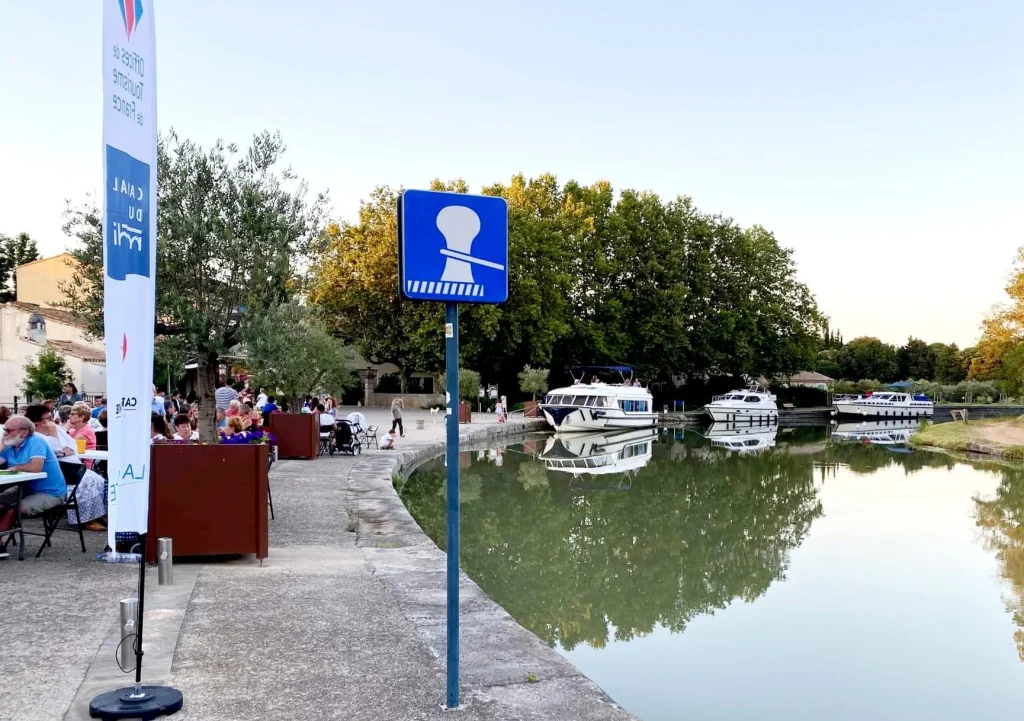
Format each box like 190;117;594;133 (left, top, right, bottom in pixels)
151;412;173;443
0;406;9;445
261;395;279;425
225;399;242;419
24;404;79;461
172;414;199;441
219;417;249;444
0;416;68;519
58;383;83;407
242;403;260;429
67;406;98;468
57;404;74;429
317;403;334;427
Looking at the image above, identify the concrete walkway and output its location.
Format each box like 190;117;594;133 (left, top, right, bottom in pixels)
2;408;637;721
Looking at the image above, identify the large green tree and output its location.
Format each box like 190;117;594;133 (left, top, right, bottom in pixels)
896;337;936;380
241;302;356;410
21;347;73;401
836;337;900;382
931;342;968;384
312;175;822;395
0;232;40;302
60;130;327;439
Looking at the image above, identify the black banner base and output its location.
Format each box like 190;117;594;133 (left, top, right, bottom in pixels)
89;685;183;720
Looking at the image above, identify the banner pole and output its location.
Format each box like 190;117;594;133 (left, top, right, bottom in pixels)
445;301;460;708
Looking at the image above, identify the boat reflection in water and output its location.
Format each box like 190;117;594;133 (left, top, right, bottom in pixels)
831;418;923;446
539;427;657;480
702;422;778;454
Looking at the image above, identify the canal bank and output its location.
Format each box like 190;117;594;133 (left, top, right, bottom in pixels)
340;414;639;720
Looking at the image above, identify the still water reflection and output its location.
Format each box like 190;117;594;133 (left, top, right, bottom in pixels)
399;425;1024;720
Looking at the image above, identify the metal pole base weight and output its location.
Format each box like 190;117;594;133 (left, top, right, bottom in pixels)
89;685;183;720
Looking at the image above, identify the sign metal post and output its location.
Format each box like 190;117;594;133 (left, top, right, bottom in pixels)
398;190;508;708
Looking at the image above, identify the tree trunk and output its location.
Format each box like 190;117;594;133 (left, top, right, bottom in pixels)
196;355;219;442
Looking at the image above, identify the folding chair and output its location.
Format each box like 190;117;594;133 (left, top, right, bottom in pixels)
362;425;379;449
318;424;335;457
34;461;87;557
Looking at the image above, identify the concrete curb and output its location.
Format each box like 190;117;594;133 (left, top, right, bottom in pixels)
345;419;640;719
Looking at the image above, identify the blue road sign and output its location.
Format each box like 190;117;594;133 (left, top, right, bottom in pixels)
399;190;508;304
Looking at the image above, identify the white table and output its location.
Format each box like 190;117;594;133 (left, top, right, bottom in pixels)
79;450;109;462
0;471;48;561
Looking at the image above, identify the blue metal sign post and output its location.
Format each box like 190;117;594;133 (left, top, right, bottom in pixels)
398;190;508;708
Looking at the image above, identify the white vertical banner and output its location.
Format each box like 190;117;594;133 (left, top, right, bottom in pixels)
103;0;157;551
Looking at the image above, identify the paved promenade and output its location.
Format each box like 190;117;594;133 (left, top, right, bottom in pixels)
2;408;637;721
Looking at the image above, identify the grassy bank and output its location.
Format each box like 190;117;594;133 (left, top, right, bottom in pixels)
911;418;1024;459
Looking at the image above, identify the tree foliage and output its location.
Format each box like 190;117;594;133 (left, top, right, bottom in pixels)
835;337;900;382
517;365;549;400
896;337;936;380
60;130;327;438
0;232;40;302
311;175;822;394
437;368;482;401
241;303;356;409
21;347;74;401
969;248;1024;395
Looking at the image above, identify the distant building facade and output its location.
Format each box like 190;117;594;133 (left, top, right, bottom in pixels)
0;254;106;403
783;371;834;390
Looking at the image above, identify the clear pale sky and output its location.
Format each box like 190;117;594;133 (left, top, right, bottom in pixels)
2;1;1021;347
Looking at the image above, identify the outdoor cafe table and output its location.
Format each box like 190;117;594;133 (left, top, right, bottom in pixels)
79;450;109;462
0;471;47;561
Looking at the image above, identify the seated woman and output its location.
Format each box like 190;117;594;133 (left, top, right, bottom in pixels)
67;406;98;468
219;417;249;444
151;412;173;443
24;404;79;461
172;413;199;441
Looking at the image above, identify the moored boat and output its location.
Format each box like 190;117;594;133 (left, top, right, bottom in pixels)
539;366;656;432
833;391;933;418
701;381;779;424
702;423;778;454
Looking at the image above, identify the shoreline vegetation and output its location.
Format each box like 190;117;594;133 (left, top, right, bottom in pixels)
911;418;1024;460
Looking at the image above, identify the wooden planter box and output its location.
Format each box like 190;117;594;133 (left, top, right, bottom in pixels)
266;413;318;459
523;400;540;418
146;443;269;562
459;400;472;424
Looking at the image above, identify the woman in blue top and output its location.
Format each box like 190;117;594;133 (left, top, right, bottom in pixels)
0;416;67;519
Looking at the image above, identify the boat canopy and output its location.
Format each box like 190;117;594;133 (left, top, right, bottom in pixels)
571;365;634;374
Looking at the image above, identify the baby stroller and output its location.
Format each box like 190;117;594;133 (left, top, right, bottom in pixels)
334;419;362;456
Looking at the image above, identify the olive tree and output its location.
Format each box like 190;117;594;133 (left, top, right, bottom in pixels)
60;130;327;439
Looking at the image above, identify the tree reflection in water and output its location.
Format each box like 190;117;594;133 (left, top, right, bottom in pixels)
974;460;1024;662
403;431;1024;662
401;431;824;651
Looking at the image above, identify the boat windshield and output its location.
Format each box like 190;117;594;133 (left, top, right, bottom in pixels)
730;395;745;400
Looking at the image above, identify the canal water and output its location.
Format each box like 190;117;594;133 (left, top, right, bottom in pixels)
398;425;1024;721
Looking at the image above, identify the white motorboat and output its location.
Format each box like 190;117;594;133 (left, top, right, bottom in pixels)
539;366;656;432
703;423;778;454
701;381;778;424
831;419;922;446
539;427;657;476
833;391;933;418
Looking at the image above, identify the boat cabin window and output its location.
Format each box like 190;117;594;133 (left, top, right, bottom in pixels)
744;396;761;403
730;395;744;400
619;399;649;413
585;396;597;407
